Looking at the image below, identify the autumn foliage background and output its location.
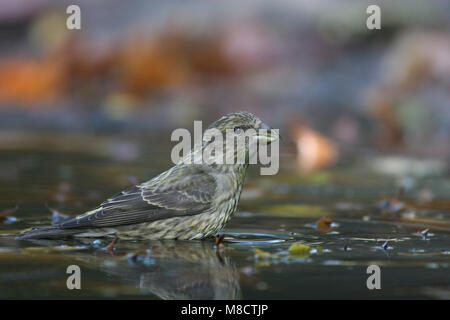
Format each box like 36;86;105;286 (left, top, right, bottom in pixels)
0;0;449;171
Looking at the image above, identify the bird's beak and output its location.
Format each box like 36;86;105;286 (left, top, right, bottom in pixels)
258;122;281;143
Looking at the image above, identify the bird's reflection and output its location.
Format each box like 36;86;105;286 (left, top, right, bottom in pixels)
95;240;241;300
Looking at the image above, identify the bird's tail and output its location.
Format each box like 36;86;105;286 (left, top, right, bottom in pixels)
16;225;81;240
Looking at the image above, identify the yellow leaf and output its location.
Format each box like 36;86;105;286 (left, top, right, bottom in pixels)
288;243;312;256
253;248;272;258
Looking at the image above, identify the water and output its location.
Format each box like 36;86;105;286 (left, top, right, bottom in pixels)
0;132;449;299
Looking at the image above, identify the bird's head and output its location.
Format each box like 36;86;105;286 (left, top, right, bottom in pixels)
202;112;280;165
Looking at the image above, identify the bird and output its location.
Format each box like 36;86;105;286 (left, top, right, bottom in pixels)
17;112;279;241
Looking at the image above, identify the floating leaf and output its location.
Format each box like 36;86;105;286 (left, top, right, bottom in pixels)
288;243;312;256
316;217;333;233
253;248;272;259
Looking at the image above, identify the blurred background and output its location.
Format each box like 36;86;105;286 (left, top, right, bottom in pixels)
0;0;449;162
0;0;449;198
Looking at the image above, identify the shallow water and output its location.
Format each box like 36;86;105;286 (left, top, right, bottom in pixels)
0;132;449;299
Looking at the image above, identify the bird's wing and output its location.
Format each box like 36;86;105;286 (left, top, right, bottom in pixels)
59;165;216;229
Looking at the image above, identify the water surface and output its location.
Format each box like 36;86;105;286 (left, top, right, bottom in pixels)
0;132;449;299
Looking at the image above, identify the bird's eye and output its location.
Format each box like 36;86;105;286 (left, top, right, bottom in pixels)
234;127;244;135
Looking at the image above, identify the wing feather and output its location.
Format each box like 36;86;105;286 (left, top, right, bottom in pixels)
59;165;216;229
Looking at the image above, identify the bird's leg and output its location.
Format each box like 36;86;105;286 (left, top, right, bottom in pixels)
215;233;225;246
104;235;119;254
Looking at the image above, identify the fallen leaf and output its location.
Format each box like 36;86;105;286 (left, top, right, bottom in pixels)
288;243;312;256
316;217;333;233
253;248;272;259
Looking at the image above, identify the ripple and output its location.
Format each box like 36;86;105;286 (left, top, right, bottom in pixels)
224;231;288;244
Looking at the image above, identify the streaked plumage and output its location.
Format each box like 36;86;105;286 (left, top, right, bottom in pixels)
17;112;278;240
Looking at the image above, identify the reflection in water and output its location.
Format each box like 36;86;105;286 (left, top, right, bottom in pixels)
95;241;241;300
